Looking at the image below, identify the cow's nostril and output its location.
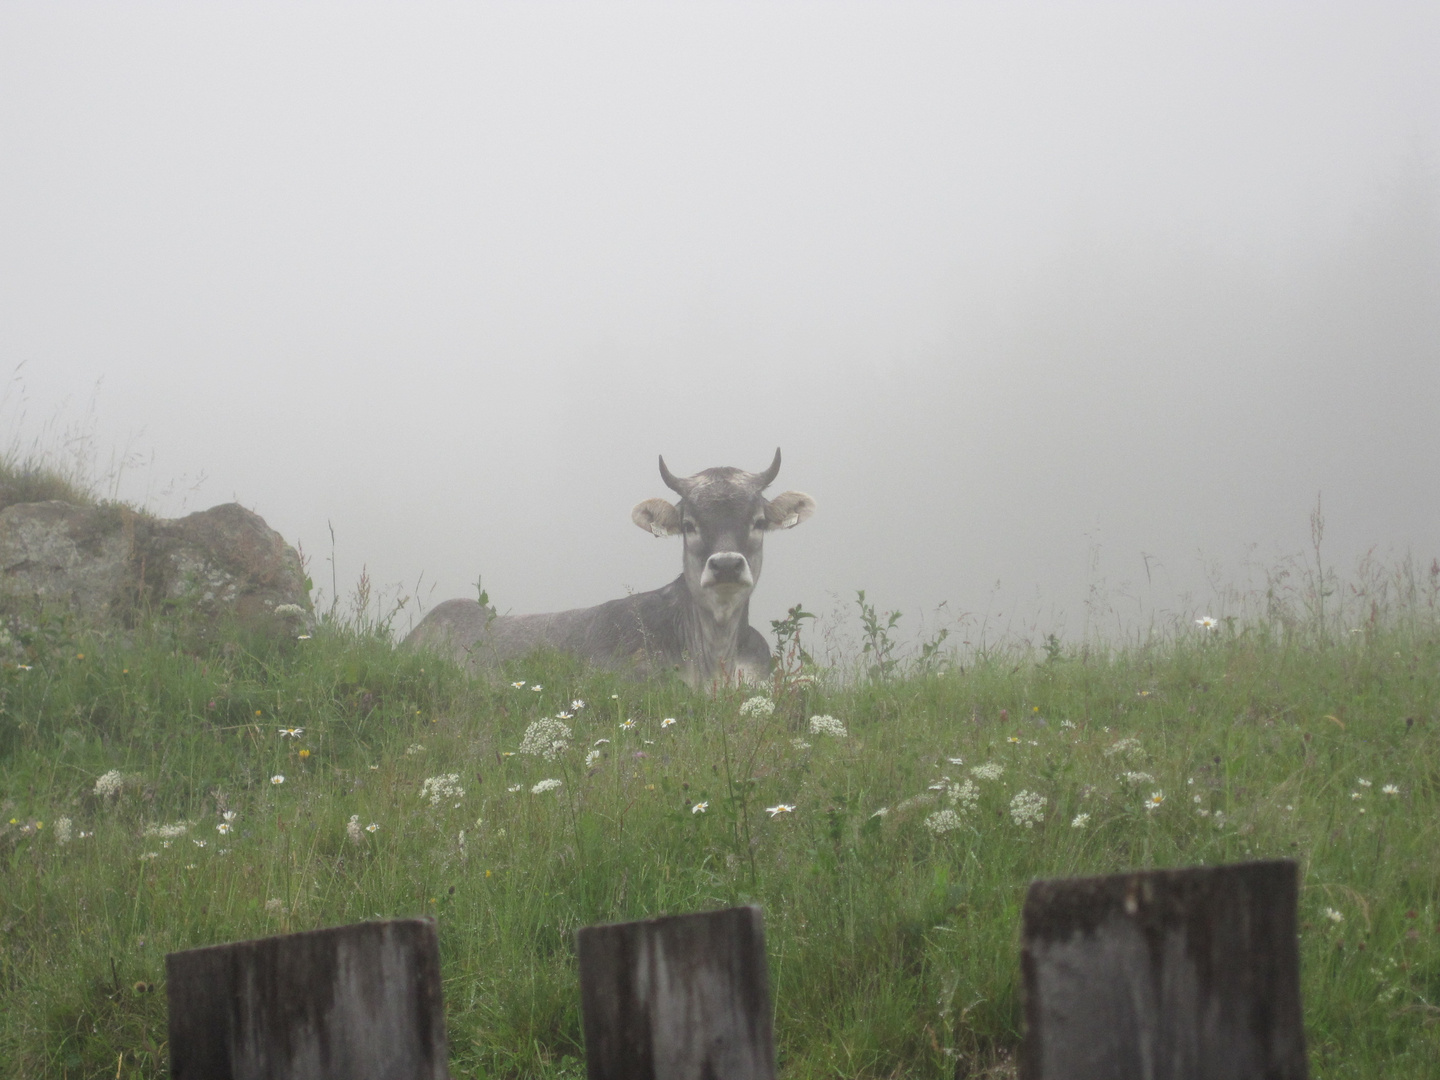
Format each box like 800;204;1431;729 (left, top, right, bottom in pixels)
707;554;746;578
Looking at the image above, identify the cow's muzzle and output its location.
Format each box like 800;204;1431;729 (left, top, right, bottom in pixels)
701;552;754;590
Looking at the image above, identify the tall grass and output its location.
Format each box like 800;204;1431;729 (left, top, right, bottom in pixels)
1;574;1437;1078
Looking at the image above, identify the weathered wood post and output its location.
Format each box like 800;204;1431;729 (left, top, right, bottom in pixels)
1019;859;1308;1080
166;918;449;1080
576;905;776;1080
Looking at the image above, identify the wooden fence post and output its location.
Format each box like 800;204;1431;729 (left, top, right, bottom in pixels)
1019;859;1308;1080
166;917;449;1080
576;904;776;1080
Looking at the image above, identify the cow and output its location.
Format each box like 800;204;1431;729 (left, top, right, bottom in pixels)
403;449;815;686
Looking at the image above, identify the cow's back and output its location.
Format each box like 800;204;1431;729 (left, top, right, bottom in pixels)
403;591;671;673
402;599;500;664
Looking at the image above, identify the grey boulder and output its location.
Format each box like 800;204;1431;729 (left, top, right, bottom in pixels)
0;500;310;636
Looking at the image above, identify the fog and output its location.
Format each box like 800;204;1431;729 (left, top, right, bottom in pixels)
2;4;1437;653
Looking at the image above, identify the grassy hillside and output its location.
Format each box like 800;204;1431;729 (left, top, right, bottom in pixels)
1;597;1438;1078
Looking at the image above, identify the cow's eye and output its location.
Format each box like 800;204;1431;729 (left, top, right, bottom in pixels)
681;521;698;535
752;518;767;531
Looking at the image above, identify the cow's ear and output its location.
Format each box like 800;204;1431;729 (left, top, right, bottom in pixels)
632;498;681;537
765;491;816;530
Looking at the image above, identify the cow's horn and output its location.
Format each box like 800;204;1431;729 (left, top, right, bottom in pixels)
658;455;688;496
756;447;782;488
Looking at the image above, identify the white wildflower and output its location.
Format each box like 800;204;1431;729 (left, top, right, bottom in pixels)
808;715;848;737
518;717;572;761
791;739;812;750
946;779;980;814
278;727;303;738
365;822;379;833
271;775;285;785
507;784;523;793
692;801;709;814
404;744;424;756
1196;616;1218;630
94;770;125;799
1104;737;1145;761
531;778;562;795
1070;813;1090;829
265;898;286;915
1120;771;1156;786
765;803;796;817
144;822;190;839
511;681;526;689
1381;784;1399;795
871;807;889;818
54;817;74;844
584;749;602;768
347;815;363;845
420;774;465;806
661;717;677;728
571;699;585;711
620;718;636;730
1145;791;1165;811
216;822;232;835
970;762;1005;782
947;757;965;765
1009;790;1047;828
273;603;306;616
739;696;775;718
1060;720;1077;730
924;809;965;836
1324;907;1344;924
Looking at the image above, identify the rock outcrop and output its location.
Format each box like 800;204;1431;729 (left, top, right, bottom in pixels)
0;500;310;636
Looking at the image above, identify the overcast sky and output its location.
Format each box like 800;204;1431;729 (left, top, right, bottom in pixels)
2;3;1437;654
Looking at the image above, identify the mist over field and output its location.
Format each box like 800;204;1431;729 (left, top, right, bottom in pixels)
2;3;1437;653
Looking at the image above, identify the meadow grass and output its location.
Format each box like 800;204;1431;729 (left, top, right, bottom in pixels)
1;599;1438;1079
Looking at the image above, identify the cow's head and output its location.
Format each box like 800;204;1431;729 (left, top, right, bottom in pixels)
631;448;815;620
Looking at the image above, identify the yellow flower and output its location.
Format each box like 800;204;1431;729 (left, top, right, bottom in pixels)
298;749;310;759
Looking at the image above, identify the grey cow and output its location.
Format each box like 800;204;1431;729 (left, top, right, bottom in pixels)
403;450;815;687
